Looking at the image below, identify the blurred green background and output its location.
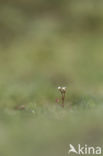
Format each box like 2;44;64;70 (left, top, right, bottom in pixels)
0;0;103;156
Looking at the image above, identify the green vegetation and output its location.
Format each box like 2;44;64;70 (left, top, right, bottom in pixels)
0;1;103;156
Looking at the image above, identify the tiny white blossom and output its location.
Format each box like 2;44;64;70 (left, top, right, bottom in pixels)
62;87;66;91
57;86;67;107
58;86;61;90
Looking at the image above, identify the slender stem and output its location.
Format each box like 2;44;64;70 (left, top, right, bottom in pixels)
61;93;65;107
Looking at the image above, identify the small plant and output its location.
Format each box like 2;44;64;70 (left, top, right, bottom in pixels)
57;86;67;107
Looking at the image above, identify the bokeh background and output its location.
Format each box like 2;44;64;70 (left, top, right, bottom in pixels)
0;0;103;156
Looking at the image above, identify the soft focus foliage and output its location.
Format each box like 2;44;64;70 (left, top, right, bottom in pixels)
0;1;103;156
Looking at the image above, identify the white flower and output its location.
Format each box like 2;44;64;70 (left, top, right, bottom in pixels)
58;86;61;91
62;87;66;91
58;86;67;93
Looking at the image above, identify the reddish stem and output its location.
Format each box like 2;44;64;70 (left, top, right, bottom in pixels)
61;93;65;107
